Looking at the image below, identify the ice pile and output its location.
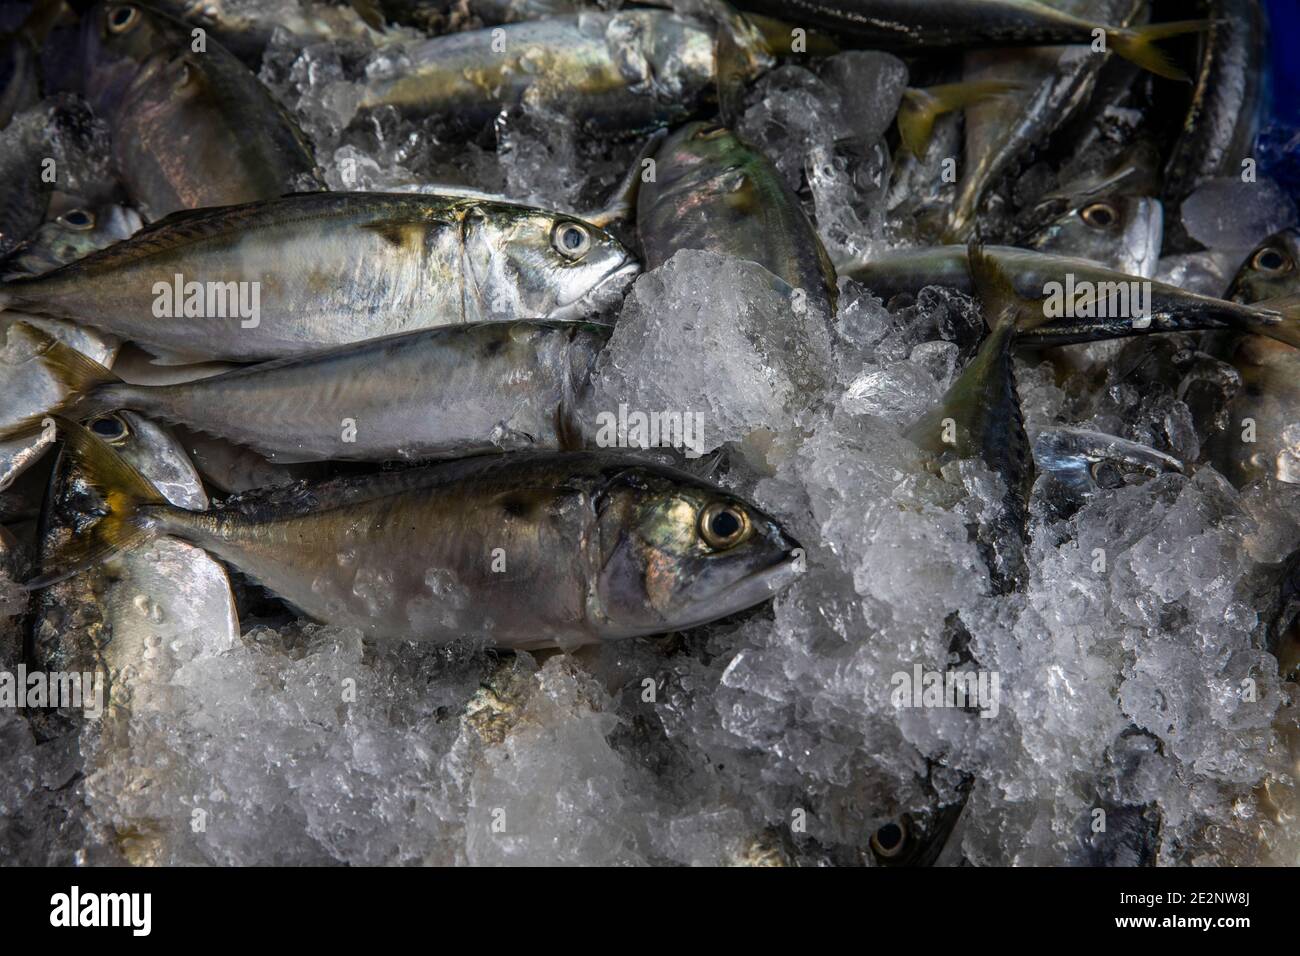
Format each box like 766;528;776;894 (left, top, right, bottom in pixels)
583;251;833;455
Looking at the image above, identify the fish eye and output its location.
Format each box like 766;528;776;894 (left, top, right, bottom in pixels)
1252;246;1293;274
552;221;591;260
1090;460;1125;489
870;818;908;859
58;209;95;231
89;414;129;444
1079;201;1119;230
106;4;141;34
698;501;751;550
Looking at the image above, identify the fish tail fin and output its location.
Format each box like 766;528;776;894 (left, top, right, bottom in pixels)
897;82;1022;158
966;244;1053;335
1109;20;1213;82
0;323;122;441
23;418;168;591
1248;293;1300;348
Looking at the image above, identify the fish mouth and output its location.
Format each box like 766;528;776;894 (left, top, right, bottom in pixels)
1122;198;1163;278
551;259;640;320
673;551;806;631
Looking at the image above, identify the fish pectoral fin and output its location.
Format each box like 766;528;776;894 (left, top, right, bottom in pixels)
897;82;1023;159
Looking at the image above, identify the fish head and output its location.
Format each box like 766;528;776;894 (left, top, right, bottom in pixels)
1228;229;1300;305
640;121;750;215
1028;194;1163;277
463;205;639;321
1031;426;1184;503
588;466;802;638
80;2;185;113
78;411;208;510
3;196;143;279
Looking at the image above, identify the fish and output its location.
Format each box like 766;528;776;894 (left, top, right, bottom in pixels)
15;319;611;462
27;409;238;865
28;425;805;648
907;246;1050;593
349;9;773;137
1162;0;1267;253
848;245;1300;350
79;1;323;219
0;191;640;362
1205;229;1300;486
941;0;1147;242
1;195;143;278
732;0;1207;78
637;121;838;317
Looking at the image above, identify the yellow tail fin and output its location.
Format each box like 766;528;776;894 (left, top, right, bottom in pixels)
23;418;166;590
897;81;1022;158
1108;20;1214;82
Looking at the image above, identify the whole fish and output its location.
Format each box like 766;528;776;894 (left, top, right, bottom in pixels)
1162;0;1267;252
1206;229;1300;486
28;409;238;865
21;320;610;462
0;192;639;362
848;245;1300;349
79;1;322;219
733;0;1206;78
350;9;773;136
29;428;804;648
637;122;838;317
943;0;1144;242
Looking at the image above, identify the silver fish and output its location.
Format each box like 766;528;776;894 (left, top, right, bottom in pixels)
40;320;610;462
31;429;804;649
0;192;639;362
